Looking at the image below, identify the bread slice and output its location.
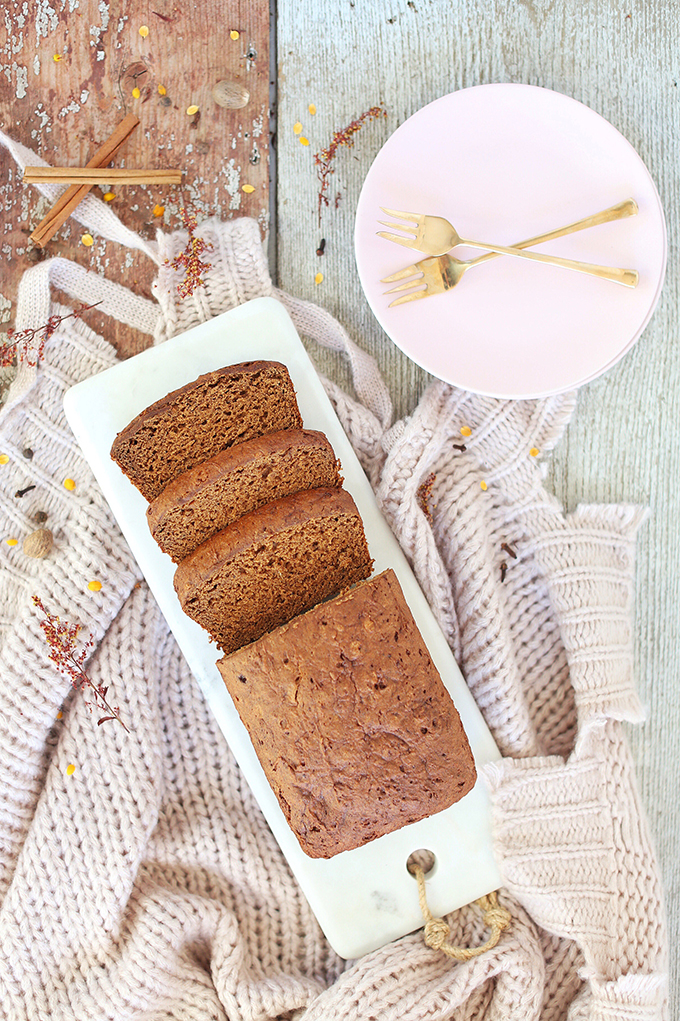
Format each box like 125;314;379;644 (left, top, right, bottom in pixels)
147;429;342;562
110;361;302;501
217;569;477;858
174;487;373;653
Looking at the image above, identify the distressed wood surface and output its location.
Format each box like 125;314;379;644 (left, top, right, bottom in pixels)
276;0;679;1006
0;0;270;357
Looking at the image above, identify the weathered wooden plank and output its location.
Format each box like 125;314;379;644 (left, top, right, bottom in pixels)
0;0;270;357
276;0;680;1003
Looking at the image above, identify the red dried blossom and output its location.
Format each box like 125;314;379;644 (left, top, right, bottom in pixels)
32;596;129;732
417;472;436;523
167;207;213;299
313;104;387;226
0;302;102;369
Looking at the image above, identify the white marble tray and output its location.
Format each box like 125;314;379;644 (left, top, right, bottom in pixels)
63;296;502;959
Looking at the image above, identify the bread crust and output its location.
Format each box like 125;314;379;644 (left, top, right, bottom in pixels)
217;569;477;858
174;487;374;653
110;361;303;501
147;429;342;561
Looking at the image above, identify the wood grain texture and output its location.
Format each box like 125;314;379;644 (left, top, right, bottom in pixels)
0;0;270;357
275;0;679;1005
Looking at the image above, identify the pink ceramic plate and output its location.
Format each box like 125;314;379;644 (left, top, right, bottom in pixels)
355;84;666;399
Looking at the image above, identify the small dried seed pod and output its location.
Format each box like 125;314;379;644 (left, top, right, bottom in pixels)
23;528;53;559
211;79;250;109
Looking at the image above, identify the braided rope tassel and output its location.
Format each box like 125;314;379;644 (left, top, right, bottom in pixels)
413;866;512;960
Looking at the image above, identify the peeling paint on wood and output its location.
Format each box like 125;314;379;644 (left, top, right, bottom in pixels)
0;0;270;358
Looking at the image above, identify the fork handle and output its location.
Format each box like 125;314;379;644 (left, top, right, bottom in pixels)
469;199;638;268
462;238;637;286
462;200;639;288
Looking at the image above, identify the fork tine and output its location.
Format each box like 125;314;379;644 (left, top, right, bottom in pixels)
380;264;420;282
377;220;418;234
388;289;428;307
383;276;423;294
380;207;421;223
376;231;419;249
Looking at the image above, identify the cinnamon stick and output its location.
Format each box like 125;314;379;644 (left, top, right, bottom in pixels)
25;168;182;185
30;113;139;248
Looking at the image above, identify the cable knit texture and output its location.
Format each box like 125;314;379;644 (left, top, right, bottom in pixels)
0;139;668;1021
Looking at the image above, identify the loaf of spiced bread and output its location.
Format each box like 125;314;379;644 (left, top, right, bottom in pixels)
216;568;477;858
147;429;342;562
174;487;373;654
110;361;303;501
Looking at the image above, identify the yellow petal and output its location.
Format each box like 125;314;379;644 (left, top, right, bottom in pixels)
6;538;18;546
80;234;94;247
153;204;165;216
103;192;115;202
315;272;324;285
299;136;309;146
63;477;76;490
158;84;166;95
530;447;540;457
132;86;140;99
293;122;302;135
0;454;9;465
186;104;199;115
308;103;317;115
242;184;255;193
230;29;240;40
460;425;472;437
66;763;75;775
88;580;102;592
480;480;488;491
138;25;149;37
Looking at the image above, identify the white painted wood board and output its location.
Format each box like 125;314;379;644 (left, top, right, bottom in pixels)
275;0;680;1003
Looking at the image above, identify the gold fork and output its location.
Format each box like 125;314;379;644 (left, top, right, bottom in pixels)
377;202;639;288
381;199;640;304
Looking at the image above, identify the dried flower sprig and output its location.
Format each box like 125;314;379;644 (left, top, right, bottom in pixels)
33;596;129;732
417;472;437;523
313;104;386;226
1;302;103;368
167;207;213;299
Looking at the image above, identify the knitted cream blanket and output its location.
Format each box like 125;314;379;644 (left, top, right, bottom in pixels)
0;132;669;1021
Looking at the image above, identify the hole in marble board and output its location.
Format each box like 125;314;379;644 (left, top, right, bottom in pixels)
406;848;436;878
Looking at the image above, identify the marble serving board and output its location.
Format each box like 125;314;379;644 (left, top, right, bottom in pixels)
63;296;502;959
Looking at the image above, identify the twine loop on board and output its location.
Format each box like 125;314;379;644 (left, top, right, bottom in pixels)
413;865;512;960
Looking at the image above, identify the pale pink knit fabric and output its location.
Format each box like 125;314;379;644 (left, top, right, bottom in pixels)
0;148;669;1021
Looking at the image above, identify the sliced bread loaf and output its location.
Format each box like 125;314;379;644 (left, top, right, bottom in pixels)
147;429;342;562
110;361;302;501
174;487;373;654
216;569;477;858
